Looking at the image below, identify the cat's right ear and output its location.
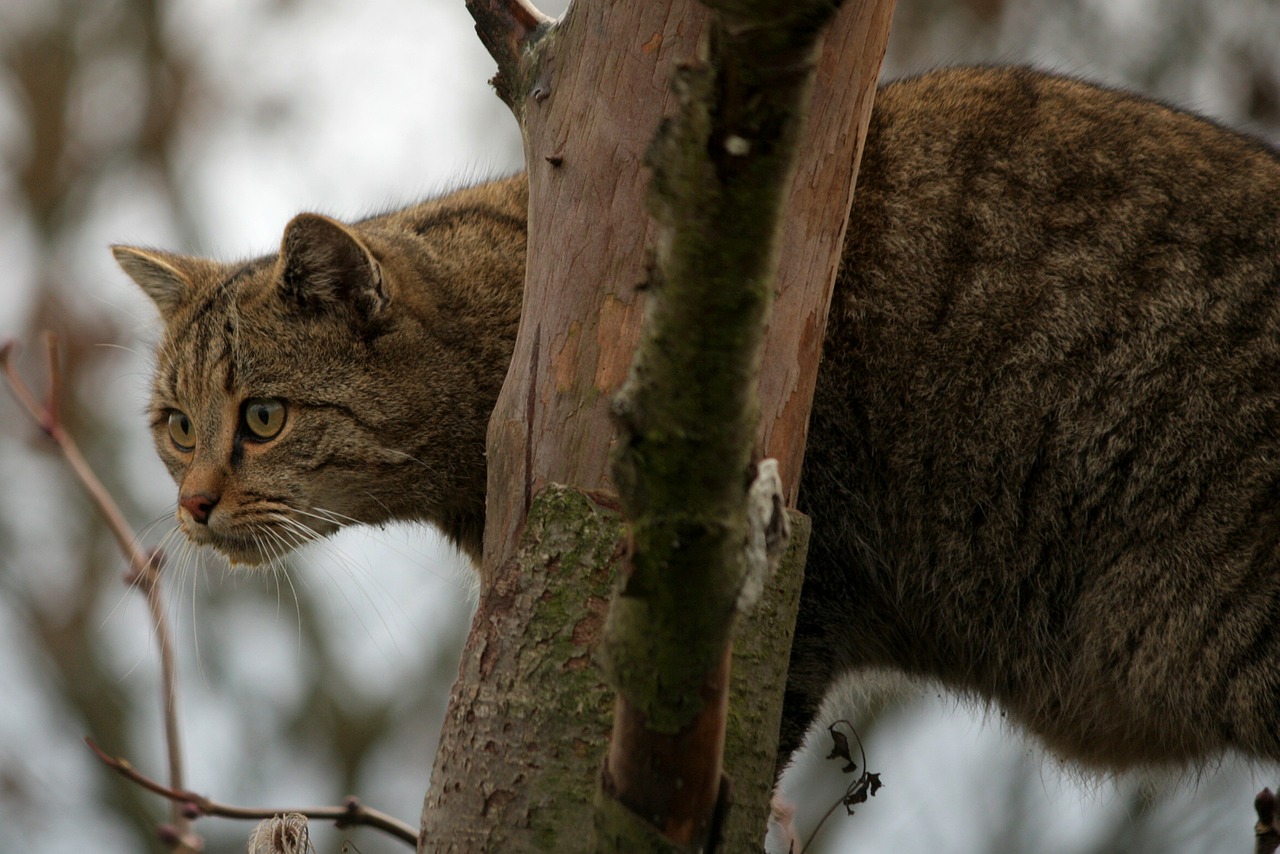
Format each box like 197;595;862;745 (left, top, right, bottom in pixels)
112;246;205;318
278;214;386;326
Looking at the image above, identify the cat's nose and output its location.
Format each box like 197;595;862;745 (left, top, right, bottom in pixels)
180;492;220;525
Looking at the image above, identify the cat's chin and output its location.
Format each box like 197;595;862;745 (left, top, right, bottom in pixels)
221;546;271;568
190;533;279;568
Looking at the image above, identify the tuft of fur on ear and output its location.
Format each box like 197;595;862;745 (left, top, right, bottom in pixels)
279;214;386;323
112;246;207;318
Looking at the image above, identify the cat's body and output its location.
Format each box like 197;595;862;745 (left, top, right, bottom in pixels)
116;66;1280;772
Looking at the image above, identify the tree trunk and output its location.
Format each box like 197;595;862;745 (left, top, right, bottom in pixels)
420;1;894;849
480;1;711;567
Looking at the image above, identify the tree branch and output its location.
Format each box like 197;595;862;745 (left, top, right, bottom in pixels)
85;740;417;845
601;0;851;847
465;0;554;109
420;485;624;852
2;337;148;574
433;0;892;847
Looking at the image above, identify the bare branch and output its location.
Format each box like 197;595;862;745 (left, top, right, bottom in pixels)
85;740;418;846
128;548;188;831
600;0;893;847
606;0;830;820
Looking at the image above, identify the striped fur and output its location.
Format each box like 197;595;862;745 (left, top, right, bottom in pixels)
118;67;1280;771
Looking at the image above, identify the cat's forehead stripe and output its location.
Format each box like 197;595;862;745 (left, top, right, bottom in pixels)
222;315;238;394
166;276;244;401
183;287;228;391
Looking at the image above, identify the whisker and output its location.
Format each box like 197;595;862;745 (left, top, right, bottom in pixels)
269;551;306;650
94;341;148;359
361;490;395;518
253;523;316;654
310;503;461;586
99;510;184;631
176;538;210;688
258;524;308;610
279;516;410;660
291;506;361;528
305;512;440;660
381;447;441;476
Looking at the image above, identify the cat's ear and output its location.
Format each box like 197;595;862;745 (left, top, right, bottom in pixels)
112;246;209;318
279;214;386;324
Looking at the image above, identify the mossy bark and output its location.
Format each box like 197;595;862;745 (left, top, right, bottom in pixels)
599;3;846;848
419;485;621;853
420;486;806;853
720;512;810;852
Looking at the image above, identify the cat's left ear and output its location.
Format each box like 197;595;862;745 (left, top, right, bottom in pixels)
112;246;215;319
279;214;386;324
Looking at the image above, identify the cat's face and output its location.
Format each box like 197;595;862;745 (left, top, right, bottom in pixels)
116;214;468;565
118;179;527;565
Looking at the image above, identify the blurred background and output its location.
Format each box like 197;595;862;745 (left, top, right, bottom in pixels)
1;0;1278;852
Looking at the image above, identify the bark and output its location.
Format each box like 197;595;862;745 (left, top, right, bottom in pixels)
479;1;712;566
757;0;897;502
422;0;893;849
420;485;623;852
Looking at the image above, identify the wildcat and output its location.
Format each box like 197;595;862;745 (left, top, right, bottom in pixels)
115;66;1280;773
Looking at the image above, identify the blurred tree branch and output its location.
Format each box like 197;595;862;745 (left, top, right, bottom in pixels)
86;740;417;846
2;335;197;849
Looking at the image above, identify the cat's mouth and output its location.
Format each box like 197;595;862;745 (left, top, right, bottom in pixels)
173;494;346;567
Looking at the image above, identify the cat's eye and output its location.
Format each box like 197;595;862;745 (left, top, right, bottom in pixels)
243;398;287;440
167;411;195;451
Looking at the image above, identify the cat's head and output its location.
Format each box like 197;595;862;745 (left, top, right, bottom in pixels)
115;201;521;566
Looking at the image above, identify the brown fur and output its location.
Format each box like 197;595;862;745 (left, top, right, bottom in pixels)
117;67;1280;772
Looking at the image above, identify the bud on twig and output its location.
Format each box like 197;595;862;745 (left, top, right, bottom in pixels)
247;814;311;854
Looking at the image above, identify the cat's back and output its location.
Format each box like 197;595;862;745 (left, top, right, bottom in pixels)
794;66;1280;767
846;66;1280;311
820;64;1280;548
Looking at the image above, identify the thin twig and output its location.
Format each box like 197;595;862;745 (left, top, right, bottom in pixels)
86;740;418;845
3;336;192;844
130;551;187;830
799;721;882;853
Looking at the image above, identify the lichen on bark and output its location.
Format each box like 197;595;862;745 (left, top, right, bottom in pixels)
600;2;844;848
420;484;622;853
